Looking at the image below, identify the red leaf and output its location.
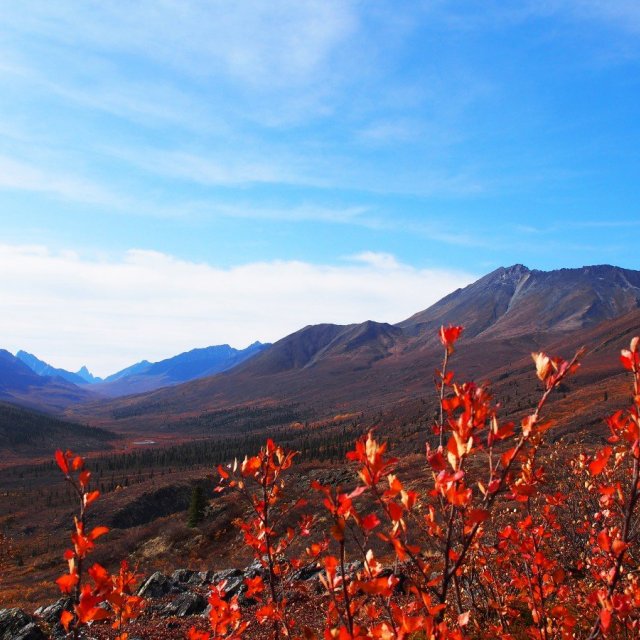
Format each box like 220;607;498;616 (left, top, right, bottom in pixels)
600;608;611;632
388;502;404;522
60;610;74;631
589;447;612;476
466;508;489;526
439;325;463;353
597;530;611;553
501;447;517;468
79;470;91;488
84;491;100;507
89;526;109;541
427;448;447;472
620;350;635;371
55;450;69;475
361;513;380;532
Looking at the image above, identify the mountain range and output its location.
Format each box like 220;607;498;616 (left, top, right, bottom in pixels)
92;341;268;396
16;350;102;385
2;342;269;411
3;263;640;442
0;350;94;413
64;264;640;436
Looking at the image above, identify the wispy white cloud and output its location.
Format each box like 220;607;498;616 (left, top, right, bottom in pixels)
112;147;312;189
106;140;485;197
348;251;401;269
209;203;375;226
0;244;475;376
0;155;126;208
555;1;640;33
513;219;640;235
0;1;358;90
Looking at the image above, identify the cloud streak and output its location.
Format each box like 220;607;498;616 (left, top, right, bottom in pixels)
0;244;475;377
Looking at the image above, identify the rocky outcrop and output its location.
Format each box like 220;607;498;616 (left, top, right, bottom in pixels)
0;608;46;640
22;560;410;636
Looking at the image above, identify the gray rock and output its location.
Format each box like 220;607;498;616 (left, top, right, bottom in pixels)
171;569;197;584
0;609;48;640
137;571;176;598
34;598;72;625
243;559;265;578
223;573;245;598
13;623;46;640
162;592;207;617
211;568;242;583
187;571;215;587
290;563;322;582
338;560;363;577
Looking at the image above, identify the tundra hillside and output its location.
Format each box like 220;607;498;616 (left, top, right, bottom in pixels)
25;326;640;639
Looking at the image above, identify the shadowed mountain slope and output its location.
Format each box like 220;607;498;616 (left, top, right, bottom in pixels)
0;401;116;457
233;322;403;377
0;350;95;414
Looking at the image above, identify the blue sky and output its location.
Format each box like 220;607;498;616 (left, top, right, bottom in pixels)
1;1;640;374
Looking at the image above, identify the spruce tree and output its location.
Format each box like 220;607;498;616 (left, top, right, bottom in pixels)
187;485;206;527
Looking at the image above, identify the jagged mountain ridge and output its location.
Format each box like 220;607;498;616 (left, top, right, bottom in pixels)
225;264;640;377
399;264;640;342
16;350;101;385
5;342;271;407
69;264;640;431
233;323;402;377
93;341;269;396
0;350;94;413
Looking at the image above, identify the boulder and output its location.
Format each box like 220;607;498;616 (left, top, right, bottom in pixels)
13;623;47;640
161;592;207;617
171;569;197;584
137;571;184;598
187;571;215;587
0;609;45;640
290;563;322;582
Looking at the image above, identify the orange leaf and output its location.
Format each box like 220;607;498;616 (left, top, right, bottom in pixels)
55;450;69;475
89;526;109;541
60;609;74;631
84;491;100;507
79;470;91;488
56;572;79;594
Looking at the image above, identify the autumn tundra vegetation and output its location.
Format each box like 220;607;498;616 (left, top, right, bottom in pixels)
51;326;640;639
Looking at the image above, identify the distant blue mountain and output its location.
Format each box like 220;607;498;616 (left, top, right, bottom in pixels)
93;341;270;397
76;365;101;383
102;360;152;383
16;351;102;384
0;350;94;413
14;342;269;398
